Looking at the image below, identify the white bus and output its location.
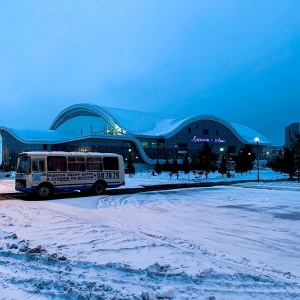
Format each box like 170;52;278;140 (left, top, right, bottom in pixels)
15;151;125;198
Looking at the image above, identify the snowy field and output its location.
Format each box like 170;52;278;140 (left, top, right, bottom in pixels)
0;169;300;299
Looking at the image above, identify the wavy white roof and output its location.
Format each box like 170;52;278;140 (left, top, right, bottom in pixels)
0;127;79;144
1;103;271;145
93;105;271;144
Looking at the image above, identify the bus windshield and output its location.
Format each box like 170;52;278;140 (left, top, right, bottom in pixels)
17;156;31;174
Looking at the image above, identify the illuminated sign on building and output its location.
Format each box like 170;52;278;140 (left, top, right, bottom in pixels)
215;138;225;143
191;136;225;143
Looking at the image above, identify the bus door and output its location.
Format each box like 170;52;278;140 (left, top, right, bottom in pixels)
32;158;47;184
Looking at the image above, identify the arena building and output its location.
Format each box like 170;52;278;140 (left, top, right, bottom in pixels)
0;103;271;170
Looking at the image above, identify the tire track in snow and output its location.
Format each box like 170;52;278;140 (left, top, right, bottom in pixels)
132;226;300;291
1;245;299;300
1;197;300;299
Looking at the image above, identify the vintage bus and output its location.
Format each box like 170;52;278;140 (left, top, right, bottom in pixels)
15;151;125;198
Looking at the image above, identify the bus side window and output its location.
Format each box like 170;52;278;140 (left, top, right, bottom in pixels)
68;157;86;171
32;159;46;172
47;159;52;171
40;160;45;172
47;156;67;172
32;160;38;172
86;157;103;171
103;157;119;170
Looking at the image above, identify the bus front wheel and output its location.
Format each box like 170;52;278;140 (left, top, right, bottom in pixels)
36;184;53;199
93;181;106;195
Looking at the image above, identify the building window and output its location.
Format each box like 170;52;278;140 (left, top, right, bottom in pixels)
43;144;47;150
228;146;236;154
203;129;209;135
216;130;219;136
188;127;191;133
178;143;187;151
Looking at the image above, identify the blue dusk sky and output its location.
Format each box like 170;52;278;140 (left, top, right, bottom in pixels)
0;0;299;146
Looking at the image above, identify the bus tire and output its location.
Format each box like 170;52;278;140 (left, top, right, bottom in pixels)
93;181;106;195
36;183;53;199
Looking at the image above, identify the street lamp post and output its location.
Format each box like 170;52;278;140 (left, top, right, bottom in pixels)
225;148;230;172
219;147;224;166
175;145;178;180
255;137;260;182
220;147;224;161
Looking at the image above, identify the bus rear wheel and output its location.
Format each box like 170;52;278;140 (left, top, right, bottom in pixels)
93;181;106;195
36;184;53;199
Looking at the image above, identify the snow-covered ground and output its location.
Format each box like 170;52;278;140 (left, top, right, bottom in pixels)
0;169;300;299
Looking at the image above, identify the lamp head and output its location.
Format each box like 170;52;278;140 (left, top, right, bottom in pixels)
255;137;259;142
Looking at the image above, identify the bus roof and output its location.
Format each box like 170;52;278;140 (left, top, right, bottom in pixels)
18;151;122;157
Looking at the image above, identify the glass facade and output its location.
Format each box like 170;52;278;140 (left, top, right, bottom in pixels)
137;138;165;160
53;110;100;129
138;120;246;160
1;118;264;170
1;131;46;171
51;138;138;158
